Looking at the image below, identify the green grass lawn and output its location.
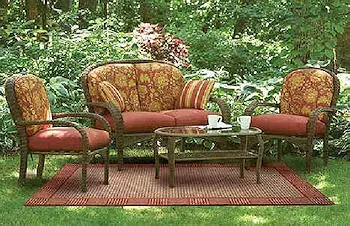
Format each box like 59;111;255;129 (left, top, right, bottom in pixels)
0;150;349;226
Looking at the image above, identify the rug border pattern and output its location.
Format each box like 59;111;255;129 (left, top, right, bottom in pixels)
25;163;334;206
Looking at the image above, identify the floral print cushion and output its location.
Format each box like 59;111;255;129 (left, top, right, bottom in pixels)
134;63;185;112
280;68;334;122
14;75;52;136
88;64;141;113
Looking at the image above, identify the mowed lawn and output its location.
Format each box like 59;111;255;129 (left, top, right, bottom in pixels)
0;150;349;226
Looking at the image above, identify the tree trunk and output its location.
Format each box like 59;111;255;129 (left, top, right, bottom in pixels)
140;0;151;22
25;0;39;20
0;0;8;25
0;0;8;8
101;0;107;20
54;0;72;12
233;0;257;37
336;24;350;71
79;0;98;12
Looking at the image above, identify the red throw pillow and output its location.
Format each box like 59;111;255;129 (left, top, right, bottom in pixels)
178;80;215;109
99;81;126;112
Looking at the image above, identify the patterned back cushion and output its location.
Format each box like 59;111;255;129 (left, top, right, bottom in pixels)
87;64;141;113
134;63;185;112
280;68;334;122
99;81;126;112
178;80;215;110
14;75;52;136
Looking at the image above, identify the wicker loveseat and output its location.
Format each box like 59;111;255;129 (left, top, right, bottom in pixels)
81;60;231;169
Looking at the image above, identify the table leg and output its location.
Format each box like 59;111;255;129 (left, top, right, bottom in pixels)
256;134;264;184
240;136;248;178
154;135;160;179
168;137;176;187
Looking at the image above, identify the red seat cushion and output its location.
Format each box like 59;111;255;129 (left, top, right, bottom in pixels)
28;127;110;152
251;114;326;136
161;109;220;126
96;112;176;133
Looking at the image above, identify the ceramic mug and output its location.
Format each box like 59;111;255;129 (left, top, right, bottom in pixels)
237;116;251;130
208;115;222;128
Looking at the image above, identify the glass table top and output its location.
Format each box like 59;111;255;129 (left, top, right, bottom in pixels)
154;126;262;137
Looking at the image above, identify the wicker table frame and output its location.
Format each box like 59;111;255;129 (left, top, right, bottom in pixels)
81;59;232;170
154;126;264;187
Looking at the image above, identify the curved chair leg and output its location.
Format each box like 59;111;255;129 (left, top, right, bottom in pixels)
323;136;329;167
104;147;109;185
82;153;88;192
37;154;45;179
18;150;28;185
305;139;314;173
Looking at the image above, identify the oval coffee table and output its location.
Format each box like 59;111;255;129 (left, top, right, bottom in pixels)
154;126;264;187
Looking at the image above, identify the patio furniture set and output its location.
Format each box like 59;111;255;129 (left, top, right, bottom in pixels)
5;59;340;192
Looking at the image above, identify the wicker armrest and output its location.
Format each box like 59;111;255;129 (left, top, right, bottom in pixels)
244;102;280;116
52;112;111;134
306;107;337;135
86;102;124;133
209;96;231;123
17;119;89;152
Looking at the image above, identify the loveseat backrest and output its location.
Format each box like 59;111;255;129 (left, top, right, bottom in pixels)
87;63;140;112
83;60;185;113
134;62;185;112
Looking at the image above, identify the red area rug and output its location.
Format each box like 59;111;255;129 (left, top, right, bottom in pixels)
25;163;333;206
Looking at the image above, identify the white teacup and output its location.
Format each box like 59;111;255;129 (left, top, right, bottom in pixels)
237;116;251;130
208;115;222;128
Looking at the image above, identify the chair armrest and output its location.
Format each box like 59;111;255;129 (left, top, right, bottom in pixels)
306;107;337;136
209;96;231;123
244;102;280;116
52;112;111;134
17;119;89;152
86;102;124;133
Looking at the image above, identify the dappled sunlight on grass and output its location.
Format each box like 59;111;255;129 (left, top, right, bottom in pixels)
329;195;341;204
239;214;269;224
65;206;88;212
9;169;19;178
123;206;165;219
123;206;154;211
313;174;335;190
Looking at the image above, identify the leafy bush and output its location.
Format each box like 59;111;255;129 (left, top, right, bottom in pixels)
133;23;189;67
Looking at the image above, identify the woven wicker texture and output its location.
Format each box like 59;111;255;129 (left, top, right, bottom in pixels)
25;163;333;206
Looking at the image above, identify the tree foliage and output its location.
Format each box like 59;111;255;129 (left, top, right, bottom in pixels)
0;0;349;155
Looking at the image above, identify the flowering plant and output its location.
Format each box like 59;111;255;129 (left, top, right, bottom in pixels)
133;23;190;68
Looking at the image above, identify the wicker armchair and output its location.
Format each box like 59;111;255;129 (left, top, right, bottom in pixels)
245;68;340;172
5;74;112;192
81;59;231;170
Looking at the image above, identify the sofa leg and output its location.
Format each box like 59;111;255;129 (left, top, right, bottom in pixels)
37;154;45;179
104;147;109;185
81;154;88;193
